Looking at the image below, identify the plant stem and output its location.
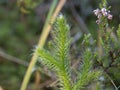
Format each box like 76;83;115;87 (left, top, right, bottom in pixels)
20;0;66;90
20;1;57;90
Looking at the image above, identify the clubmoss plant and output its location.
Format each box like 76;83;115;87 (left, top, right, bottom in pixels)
36;14;100;90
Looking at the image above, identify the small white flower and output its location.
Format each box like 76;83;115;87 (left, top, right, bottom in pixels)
58;13;63;19
93;8;113;24
108;14;113;20
101;8;108;16
97;13;102;18
103;12;108;16
99;76;105;81
101;8;107;13
108;10;110;13
93;8;100;16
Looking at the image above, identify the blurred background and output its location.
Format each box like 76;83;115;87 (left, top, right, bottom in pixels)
0;0;120;90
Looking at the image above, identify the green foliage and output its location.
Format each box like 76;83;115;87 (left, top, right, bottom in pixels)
1;0;120;90
0;2;40;90
37;15;100;90
37;48;60;71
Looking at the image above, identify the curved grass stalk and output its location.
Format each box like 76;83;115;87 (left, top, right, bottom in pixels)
20;0;68;90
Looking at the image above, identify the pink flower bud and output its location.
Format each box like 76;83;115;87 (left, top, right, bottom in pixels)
96;20;100;24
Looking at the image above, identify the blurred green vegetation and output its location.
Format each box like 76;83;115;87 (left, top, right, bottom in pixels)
0;0;40;89
0;0;120;90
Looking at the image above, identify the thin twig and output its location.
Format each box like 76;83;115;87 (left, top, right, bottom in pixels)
34;70;41;90
96;59;118;90
39;79;55;89
69;0;89;34
106;74;118;90
0;50;29;67
0;50;51;79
